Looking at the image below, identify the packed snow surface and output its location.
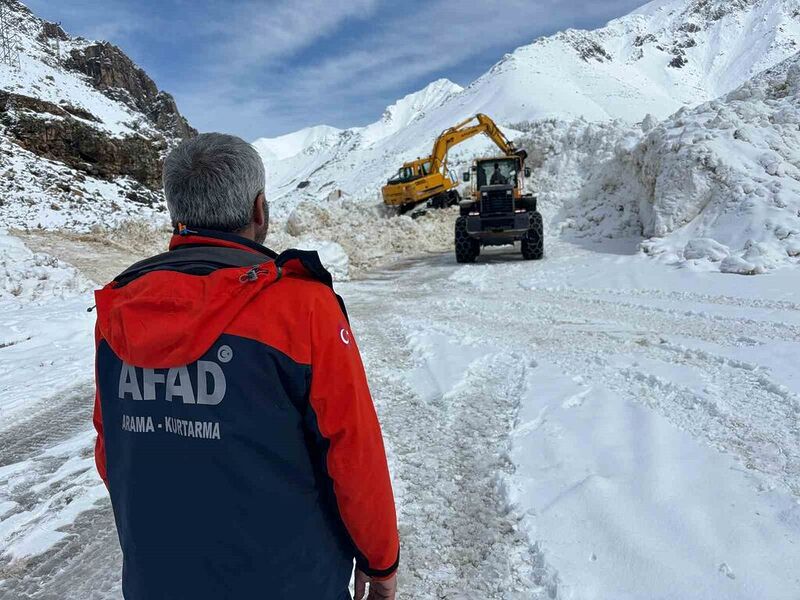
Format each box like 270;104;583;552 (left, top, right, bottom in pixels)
0;232;101;563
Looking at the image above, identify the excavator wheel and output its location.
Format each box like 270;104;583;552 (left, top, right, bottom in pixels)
455;216;480;263
521;211;544;260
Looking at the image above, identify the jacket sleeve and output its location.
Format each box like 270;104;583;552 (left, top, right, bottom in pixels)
93;324;108;486
306;289;400;579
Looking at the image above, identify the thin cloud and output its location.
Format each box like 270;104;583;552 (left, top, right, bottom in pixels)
217;0;380;69
23;0;158;46
194;0;647;136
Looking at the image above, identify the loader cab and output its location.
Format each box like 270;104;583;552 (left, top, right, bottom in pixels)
463;157;530;189
476;158;518;189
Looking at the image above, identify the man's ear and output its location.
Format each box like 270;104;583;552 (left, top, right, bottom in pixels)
252;192;266;226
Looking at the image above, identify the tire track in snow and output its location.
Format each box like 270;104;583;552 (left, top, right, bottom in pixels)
0;382;118;598
0;381;94;464
0;504;121;600
347;279;555;598
436;258;800;499
610;341;800;495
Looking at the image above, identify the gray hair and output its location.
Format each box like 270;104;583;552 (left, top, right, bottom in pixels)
162;133;266;232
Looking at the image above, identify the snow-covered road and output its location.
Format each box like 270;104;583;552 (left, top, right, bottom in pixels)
1;236;799;598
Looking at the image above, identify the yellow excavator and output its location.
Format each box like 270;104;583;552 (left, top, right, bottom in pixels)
381;113;526;212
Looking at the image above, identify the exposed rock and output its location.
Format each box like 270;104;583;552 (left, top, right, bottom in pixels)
65;41;196;140
0;91;165;190
59;102;101;122
678;22;702;33
690;0;758;22
634;34;657;47
572;38;613;63
40;21;67;40
669;52;688;68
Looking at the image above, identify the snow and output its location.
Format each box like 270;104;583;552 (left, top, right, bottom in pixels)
269;199;457;277
253;78;475;218
400;240;800;598
510;366;800;599
0;135;169;230
0;1;178;232
264;45;800;280
513;51;800;274
252;125;343;162
0;232;94;424
2;224;800;598
0;231;104;568
0;431;106;560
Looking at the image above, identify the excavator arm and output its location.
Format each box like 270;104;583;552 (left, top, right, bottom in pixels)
429;113;523;173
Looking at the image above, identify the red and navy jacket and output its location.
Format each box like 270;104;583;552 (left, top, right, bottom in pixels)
92;228;399;600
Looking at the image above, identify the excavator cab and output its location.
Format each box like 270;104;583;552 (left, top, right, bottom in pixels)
387;165;418;185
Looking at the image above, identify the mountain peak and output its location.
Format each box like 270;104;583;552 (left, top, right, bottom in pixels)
383;78;463;119
360;78;463;145
252;125;343;162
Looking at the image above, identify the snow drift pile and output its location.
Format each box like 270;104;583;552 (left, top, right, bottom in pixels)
269;200;457;278
519;51;800;274
636;54;800;274
0;231;90;300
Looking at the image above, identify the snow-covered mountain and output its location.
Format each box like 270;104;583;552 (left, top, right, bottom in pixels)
0;0;194;229
256;0;800;214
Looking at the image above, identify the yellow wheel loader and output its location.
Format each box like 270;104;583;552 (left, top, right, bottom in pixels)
454;152;543;263
381;113;525;213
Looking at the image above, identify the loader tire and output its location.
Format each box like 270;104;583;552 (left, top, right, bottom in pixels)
521;211;544;260
455;216;480;263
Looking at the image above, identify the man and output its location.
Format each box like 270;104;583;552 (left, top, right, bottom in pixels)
490;162;507;185
93;133;399;600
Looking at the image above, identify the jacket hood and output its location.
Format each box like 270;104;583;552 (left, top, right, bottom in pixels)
94;231;335;369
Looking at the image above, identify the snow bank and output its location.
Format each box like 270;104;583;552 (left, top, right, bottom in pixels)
0;231;95;425
517;118;645;238
637;55;800;273
519;51;800;274
0;230;90;300
269;199;456;277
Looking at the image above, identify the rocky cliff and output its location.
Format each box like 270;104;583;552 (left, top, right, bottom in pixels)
0;0;195;228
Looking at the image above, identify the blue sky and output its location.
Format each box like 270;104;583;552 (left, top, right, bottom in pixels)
26;0;647;139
